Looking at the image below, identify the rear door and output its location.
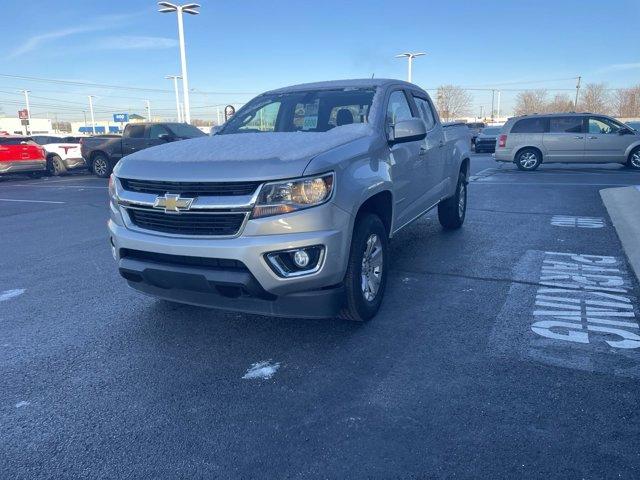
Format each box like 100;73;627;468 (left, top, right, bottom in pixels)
411;93;446;201
586;116;628;163
543;116;585;162
121;124;147;156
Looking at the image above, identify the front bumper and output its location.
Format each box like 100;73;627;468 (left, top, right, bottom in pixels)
0;160;46;174
109;201;354;316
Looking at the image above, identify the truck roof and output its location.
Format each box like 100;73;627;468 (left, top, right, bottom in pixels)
265;78;417;95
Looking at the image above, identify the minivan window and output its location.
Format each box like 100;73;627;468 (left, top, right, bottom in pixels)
549;116;583;133
511;117;548;133
588;117;621;135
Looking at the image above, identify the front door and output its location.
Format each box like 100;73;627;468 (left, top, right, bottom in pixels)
586;116;628;163
543;116;585;162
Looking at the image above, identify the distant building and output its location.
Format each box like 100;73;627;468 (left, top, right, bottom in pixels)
0;117;52;135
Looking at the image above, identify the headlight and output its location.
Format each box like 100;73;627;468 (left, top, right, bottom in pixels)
108;174;118;204
252;173;334;218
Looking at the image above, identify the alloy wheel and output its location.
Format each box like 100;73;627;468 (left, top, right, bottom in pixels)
458;183;467;218
94;158;108;177
361;234;383;302
519;152;538;169
632;151;640;169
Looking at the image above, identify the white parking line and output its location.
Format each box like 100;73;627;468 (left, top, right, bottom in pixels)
474;182;635;187
0;198;65;204
551;215;605;228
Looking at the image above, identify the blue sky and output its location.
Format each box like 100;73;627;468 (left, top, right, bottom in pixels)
1;0;639;121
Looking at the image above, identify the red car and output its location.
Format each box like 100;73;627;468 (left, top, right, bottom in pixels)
0;136;47;175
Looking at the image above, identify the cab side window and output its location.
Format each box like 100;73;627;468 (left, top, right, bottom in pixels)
148;125;170;139
125;124;146;138
413;96;436;130
386;91;413;125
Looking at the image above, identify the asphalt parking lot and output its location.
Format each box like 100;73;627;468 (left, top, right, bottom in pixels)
2;155;640;479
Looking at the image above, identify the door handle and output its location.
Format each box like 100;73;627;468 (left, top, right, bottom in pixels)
438;140;444;148
574;136;584;139
588;136;597;139
419;146;428;156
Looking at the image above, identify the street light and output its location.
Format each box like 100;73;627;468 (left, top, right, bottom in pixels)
395;52;426;83
88;95;96;135
165;75;183;122
158;2;200;124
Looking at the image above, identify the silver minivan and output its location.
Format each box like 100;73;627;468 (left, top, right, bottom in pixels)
494;113;640;171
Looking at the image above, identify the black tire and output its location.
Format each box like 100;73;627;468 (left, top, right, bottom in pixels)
438;172;467;230
340;213;388;322
515;148;542;171
627;147;640;170
92;153;112;178
47;154;66;176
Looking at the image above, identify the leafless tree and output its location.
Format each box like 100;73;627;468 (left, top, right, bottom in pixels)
436;85;473;121
612;85;640;118
514;89;548;115
546;94;575;113
578;83;610;115
52;121;71;133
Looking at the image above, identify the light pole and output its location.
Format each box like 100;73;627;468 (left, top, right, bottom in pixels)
395;52;426;83
158;2;200;124
21;89;31;134
145;100;152;121
88;95;96;135
166;75;182;121
575;76;582;109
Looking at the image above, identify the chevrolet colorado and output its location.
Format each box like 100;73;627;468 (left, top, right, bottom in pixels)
108;79;471;321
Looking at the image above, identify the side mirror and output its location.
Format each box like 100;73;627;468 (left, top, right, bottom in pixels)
389;118;427;145
618;127;632;135
210;126;222;136
158;133;173;142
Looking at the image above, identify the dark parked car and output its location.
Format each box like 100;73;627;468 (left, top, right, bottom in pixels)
465;122;486;145
81;122;205;177
474;126;502;153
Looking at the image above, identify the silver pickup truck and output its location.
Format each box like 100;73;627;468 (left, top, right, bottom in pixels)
108;79;471;321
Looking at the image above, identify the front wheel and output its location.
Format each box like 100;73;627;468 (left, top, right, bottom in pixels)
340;214;388;322
627;148;640;170
515;148;542;171
92;154;112;178
438;172;467;230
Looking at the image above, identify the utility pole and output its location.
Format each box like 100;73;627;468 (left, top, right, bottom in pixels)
574;76;582;110
491;89;496;121
22;89;31;135
496;90;501;120
158;2;201;124
479;105;484;120
395;52;426;83
145;100;152;121
88;95;96;135
166;75;182;121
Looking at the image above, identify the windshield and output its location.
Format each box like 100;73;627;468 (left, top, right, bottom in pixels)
167;123;206;138
481;127;501;135
220;88;375;134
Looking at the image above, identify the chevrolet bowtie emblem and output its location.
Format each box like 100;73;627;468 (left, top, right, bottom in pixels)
153;193;194;213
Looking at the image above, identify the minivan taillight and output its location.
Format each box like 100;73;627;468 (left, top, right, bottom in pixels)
498;134;507;148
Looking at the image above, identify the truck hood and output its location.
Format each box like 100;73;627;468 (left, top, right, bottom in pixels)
114;124;373;182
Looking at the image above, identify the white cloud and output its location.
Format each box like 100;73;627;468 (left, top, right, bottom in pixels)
596;62;640;74
94;36;178;50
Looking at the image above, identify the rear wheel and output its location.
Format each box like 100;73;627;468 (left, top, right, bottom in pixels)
92;154;112;178
627;147;640;170
340;213;388;322
47;154;66;176
438;171;467;230
515;148;542;171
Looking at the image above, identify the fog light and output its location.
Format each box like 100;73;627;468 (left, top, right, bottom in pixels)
265;245;325;278
293;249;310;268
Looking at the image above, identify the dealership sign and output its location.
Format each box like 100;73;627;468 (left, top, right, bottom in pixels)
113;113;129;123
18;109;29;120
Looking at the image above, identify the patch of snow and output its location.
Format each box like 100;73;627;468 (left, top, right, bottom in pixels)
15;401;30;408
122;123;373;165
0;289;25;302
242;360;280;380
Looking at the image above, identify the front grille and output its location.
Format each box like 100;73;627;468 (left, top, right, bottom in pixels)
120;248;248;271
120;178;261;196
126;208;245;236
